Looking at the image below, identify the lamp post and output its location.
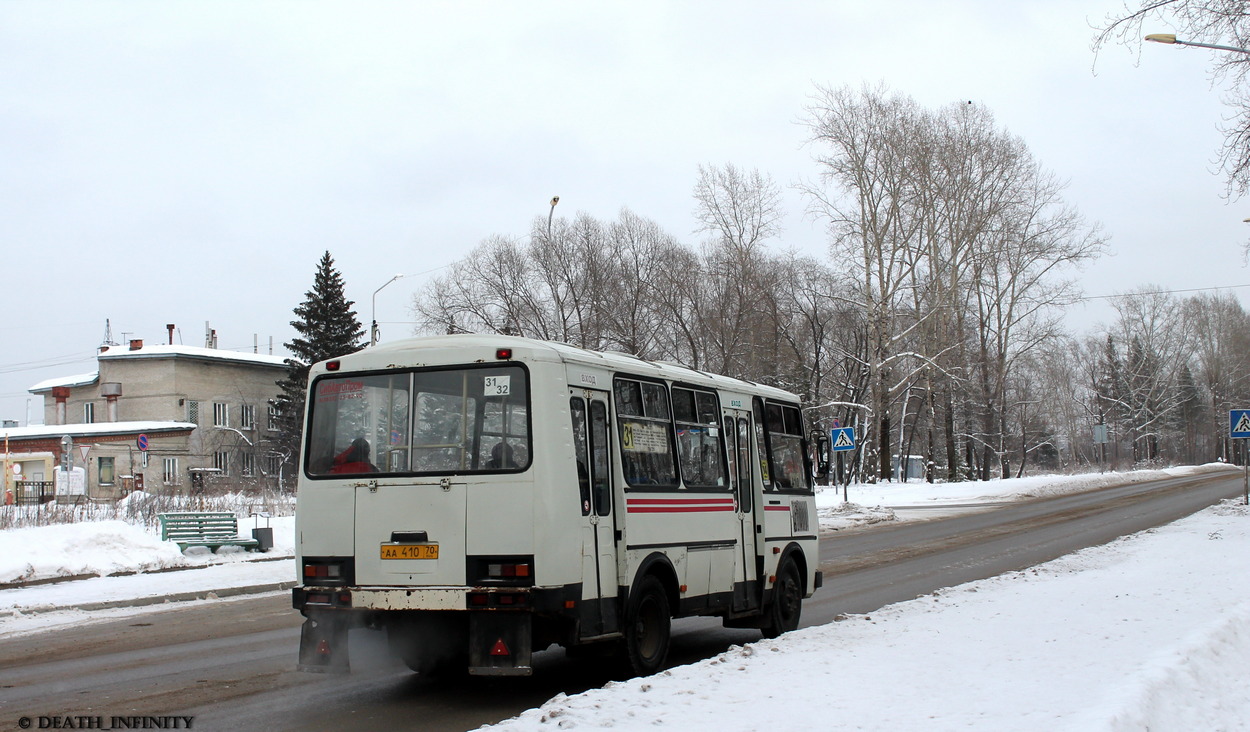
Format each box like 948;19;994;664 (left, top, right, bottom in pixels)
1145;33;1250;55
371;273;407;346
547;196;560;239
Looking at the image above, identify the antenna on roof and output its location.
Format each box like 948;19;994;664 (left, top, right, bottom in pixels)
101;319;119;347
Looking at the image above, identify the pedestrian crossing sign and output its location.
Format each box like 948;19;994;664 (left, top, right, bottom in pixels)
831;427;856;451
1232;410;1250;439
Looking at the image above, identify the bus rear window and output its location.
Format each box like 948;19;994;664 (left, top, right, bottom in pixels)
306;365;530;477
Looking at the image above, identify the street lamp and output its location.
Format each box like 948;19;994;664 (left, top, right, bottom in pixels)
215;425;254;447
371;273;407;346
1145;33;1250;55
547;196;560;239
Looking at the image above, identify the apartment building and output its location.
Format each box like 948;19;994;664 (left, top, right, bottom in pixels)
5;337;288;501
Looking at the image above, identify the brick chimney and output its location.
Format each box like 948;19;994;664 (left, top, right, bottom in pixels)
52;386;70;425
129;339;143;351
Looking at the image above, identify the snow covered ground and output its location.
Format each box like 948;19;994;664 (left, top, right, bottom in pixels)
2;465;1247;730
0;512;297;633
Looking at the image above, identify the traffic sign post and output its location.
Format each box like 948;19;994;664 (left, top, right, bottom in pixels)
1230;410;1250;505
830;427;857;502
59;435;71;473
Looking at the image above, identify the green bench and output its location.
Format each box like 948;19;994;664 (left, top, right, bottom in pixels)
158;511;263;553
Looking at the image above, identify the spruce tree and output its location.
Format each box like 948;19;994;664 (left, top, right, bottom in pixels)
271;252;366;479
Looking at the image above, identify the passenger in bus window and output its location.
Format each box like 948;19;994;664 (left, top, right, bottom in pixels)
331;438;377;474
487;440;516;469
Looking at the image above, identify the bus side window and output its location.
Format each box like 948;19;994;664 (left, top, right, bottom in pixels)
765;402;808;491
614;377;678;488
673;387;726;489
590;401;611;516
737;417;752;512
570;397;592;515
753;399;772;490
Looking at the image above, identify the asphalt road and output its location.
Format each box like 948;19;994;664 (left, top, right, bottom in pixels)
0;469;1242;732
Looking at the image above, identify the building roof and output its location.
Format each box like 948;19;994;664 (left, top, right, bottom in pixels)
0;421;197;441
96;343;287;368
28;344;287;394
28;371;100;392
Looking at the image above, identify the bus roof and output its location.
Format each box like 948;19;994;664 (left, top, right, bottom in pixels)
321;334;801;403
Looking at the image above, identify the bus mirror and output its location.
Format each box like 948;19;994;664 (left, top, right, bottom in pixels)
814;434;830;477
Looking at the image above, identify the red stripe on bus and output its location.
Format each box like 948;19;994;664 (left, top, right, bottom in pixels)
763;505;791;511
627;505;737;513
627;498;735;505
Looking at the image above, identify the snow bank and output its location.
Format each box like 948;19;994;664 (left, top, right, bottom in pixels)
0;520;186;584
0;515;295;585
816;463;1237;531
487;498;1250;731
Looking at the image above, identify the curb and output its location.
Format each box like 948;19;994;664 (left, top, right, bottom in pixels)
0;580;298;618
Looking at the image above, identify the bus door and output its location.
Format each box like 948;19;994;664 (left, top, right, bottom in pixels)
570;389;619;637
724;408;759;612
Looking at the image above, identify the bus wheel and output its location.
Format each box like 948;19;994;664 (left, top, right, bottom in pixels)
762;559;802;639
624;575;671;676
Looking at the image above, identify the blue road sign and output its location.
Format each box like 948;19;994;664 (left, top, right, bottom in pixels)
831;427;856;451
1231;410;1250;439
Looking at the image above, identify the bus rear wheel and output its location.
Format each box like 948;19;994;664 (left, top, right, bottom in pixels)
623;575;671;676
762;558;802;639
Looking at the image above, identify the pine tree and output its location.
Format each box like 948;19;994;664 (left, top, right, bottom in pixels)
271;252;366;479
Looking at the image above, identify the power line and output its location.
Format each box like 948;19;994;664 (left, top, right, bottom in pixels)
0;353;97;375
1079;283;1250;301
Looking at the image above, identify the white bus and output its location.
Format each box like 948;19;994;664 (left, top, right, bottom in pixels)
293;334;821;677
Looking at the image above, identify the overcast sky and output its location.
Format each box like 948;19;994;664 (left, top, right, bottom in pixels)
2;1;1246;424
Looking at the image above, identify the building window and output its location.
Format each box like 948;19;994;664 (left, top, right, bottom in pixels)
262;453;282;475
84;402;95;424
214;451;230;476
98;456;115;485
187;400;199;424
213;402;229;427
163;457;179;485
240;405;256;431
267;405;280;431
240;452;255;477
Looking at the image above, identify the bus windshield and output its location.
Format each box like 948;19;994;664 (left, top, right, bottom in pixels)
305;365;530;477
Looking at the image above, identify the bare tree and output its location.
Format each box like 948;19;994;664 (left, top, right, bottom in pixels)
803;83;930;481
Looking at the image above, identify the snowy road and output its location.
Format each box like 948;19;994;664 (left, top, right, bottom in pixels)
1;468;1242;731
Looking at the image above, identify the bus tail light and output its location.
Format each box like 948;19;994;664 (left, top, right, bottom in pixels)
488;562;531;579
304;564;341;579
496;348;513;360
302;557;354;586
468;556;534;586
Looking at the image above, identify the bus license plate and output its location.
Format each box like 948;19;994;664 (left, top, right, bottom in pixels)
381;544;439;560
